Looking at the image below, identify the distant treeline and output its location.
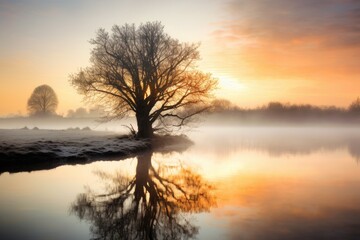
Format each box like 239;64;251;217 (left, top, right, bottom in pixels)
206;98;360;125
66;106;106;118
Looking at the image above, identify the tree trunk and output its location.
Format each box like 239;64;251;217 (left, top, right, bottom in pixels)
136;110;154;138
134;152;152;202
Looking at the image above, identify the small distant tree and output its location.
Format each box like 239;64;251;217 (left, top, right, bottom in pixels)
266;102;286;112
27;84;58;116
349;97;360;113
88;106;106;118
211;98;233;112
70;22;217;138
67;107;88;118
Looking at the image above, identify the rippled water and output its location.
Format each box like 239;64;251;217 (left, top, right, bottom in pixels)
1;127;360;240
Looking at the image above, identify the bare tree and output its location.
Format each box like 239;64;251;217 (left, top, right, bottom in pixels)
27;84;58;116
70;22;217;138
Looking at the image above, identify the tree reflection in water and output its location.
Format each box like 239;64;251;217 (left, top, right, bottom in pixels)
71;151;216;240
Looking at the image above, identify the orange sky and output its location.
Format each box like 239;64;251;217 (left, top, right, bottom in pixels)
1;0;360;116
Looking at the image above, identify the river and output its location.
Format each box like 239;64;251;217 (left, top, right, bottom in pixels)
1;127;360;239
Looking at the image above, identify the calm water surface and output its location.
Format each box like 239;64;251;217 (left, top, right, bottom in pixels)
1;127;360;239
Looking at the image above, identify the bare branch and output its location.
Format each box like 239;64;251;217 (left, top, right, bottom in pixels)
70;22;217;138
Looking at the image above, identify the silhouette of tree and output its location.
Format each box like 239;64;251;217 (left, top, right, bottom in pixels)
211;98;234;112
349;97;360;113
27;84;58;116
266;102;285;112
70;152;216;240
67;107;88;118
70;22;217;138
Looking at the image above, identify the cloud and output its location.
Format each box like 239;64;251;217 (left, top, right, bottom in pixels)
212;0;360;82
225;0;360;46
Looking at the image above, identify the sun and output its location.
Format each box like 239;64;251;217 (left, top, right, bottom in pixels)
217;74;247;92
216;74;248;95
210;73;249;104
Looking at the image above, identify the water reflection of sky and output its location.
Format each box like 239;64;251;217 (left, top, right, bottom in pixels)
1;127;360;239
189;127;360;239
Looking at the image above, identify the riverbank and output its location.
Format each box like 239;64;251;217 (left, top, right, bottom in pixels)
0;129;192;174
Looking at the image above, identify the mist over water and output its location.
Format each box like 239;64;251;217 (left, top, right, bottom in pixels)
192;126;360;160
1;123;360;239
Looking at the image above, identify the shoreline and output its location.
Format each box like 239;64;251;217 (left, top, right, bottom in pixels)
0;129;192;174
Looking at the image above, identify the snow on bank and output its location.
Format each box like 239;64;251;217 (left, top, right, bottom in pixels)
0;128;149;173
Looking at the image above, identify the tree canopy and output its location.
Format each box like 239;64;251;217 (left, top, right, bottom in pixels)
27;84;58;116
71;22;217;138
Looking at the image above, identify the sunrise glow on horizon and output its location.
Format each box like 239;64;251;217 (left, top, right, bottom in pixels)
1;0;360;116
